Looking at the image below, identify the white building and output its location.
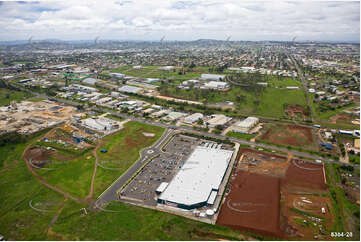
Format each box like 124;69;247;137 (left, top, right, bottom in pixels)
118;85;142;94
158;66;174;71
82;78;99;86
69;84;97;93
206;114;232;128
158;146;234;209
204;81;229;90
82;118;114;131
109;73;125;79
184;113;204;124
232;117;259;134
200;74;225;81
162;111;187;122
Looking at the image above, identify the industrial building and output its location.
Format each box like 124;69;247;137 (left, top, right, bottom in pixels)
118;85;142;94
200;74;225;81
109;73;125;79
184;113;204;124
82;78;99;86
206;114;232;128
81;117;118;132
157;146;234;210
158;66;174;71
67;84;98;93
162;111;187;122
232;117;259;134
204;81;229;90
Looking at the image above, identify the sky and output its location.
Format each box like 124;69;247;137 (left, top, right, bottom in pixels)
0;0;359;42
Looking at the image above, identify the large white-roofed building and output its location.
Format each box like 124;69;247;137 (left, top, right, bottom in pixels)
158;146;234;210
204;81;229;90
184;113;204;124
82;78;99;86
118;85;142;94
232;117;259;134
200;74;225;81
206;114;232;128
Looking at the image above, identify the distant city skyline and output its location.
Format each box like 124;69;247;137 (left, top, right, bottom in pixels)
0;0;359;42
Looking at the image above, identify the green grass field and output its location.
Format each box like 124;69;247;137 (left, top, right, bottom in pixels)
50;200;247;241
0;129;256;241
160;85;308;119
226;131;255;141
94;121;165;197
0;87;33;106
309;93;359;129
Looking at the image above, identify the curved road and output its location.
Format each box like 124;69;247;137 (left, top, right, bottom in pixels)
94;128;176;208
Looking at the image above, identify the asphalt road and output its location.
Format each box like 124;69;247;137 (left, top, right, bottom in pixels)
8;82;357;167
94;128;176;208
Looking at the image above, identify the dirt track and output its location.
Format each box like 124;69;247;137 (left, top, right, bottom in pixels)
22;128;86;204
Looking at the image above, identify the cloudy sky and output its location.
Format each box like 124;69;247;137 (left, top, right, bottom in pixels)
0;0;359;42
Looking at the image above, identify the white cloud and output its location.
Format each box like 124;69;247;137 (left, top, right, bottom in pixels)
0;0;358;42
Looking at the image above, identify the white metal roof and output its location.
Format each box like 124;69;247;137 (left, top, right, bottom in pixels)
184;113;203;124
236;117;259;128
159;146;233;206
156;182;169;193
118;85;142;94
207;190;218;205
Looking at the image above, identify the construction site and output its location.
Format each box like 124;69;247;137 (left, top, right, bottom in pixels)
0;100;79;135
216;147;331;240
24;122;95;169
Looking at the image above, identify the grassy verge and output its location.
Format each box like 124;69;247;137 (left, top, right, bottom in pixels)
226;131;255;141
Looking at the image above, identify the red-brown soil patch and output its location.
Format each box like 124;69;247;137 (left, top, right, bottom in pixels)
283;160;327;190
262;125;313;147
285;105;308;119
217;170;282;238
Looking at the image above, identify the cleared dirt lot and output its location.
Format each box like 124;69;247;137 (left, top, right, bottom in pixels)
261;124;315;148
284;159;327;190
285;104;308;120
217;170;282;238
237;148;289;177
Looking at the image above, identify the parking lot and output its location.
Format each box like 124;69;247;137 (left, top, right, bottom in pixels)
120;134;200;206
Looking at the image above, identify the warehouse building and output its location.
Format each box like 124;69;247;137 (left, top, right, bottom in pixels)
109;73;125;79
162;111;187;122
158;146;234;210
184;113;204;124
82;78;99;86
232;117;259;134
204;81;229;90
118;85;142;94
206;114;232;128
200;74;225;81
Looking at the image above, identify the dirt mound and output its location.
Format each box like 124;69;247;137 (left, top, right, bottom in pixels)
25;147;53;162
